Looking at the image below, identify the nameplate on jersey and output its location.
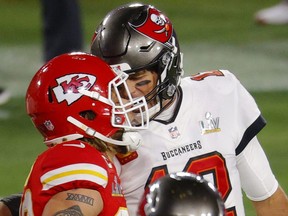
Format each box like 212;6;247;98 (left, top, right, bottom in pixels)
199;112;221;135
116;151;138;165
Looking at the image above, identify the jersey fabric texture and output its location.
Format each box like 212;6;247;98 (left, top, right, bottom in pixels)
115;70;277;216
20;141;128;216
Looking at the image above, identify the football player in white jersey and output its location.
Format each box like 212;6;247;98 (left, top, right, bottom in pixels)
91;3;288;216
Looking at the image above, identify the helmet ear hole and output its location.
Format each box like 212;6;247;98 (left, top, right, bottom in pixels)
79;110;96;120
48;87;54;103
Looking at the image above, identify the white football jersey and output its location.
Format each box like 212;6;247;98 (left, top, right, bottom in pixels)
115;70;275;216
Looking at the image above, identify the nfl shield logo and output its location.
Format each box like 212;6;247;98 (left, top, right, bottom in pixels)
168;126;180;139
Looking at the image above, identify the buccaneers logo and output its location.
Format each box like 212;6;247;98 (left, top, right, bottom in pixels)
129;8;173;44
52;73;96;105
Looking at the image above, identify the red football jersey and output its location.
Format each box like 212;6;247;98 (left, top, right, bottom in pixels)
20;141;128;215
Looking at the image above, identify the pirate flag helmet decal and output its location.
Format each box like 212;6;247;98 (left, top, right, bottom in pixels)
128;7;173;44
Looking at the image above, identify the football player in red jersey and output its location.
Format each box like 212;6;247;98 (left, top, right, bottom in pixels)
17;52;148;216
91;3;288;216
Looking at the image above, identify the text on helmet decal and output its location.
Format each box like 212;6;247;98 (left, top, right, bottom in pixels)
53;73;96;105
129;8;173;44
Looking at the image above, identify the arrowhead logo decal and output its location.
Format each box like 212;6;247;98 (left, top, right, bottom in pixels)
53;73;96;105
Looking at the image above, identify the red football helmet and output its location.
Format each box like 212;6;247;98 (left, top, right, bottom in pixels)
26;52;148;150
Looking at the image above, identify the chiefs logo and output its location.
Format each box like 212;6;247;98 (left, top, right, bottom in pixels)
52;73;96;105
129;8;173;44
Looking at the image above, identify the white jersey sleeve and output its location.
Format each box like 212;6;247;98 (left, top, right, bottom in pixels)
237;136;278;201
221;70;266;155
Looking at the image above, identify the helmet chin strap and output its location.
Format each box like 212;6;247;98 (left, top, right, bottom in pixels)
67;116;142;151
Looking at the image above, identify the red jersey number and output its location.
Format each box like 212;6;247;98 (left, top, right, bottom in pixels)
145;151;235;216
